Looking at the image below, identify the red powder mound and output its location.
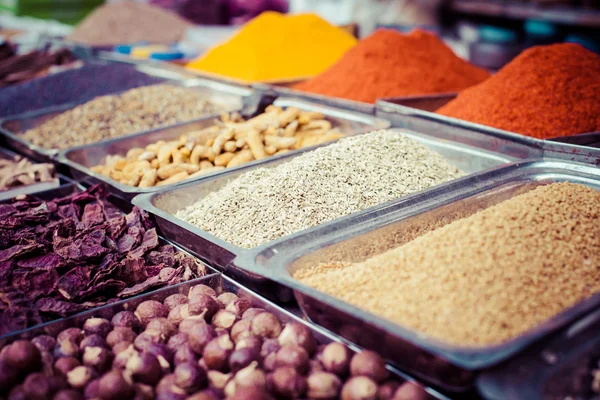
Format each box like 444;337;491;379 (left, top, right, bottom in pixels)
293;29;490;103
437;43;600;139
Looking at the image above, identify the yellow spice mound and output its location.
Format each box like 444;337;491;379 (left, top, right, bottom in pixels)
186;12;357;82
294;182;600;347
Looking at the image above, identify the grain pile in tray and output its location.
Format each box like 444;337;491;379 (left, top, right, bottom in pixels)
295;182;600;347
176;130;464;248
91;106;343;188
20;84;226;150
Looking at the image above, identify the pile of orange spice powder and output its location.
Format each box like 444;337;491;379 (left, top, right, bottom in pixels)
437;43;600;139
293;29;490;103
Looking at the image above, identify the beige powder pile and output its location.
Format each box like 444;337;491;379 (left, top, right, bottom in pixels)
68;3;193;46
294;182;600;347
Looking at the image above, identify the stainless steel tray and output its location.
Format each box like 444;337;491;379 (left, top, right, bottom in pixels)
0;272;448;400
57;98;390;200
477;307;600;399
132;127;516;303
231;160;600;391
253;83;376;115
376;96;600;156
0;79;254;162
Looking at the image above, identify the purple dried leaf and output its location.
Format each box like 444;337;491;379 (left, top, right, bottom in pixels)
56;267;90;300
145;251;175;268
35;297;87;317
116;227;142;254
12;268;59;297
82;203;105;226
0;242;44;262
128;228;159;259
16;253;64;270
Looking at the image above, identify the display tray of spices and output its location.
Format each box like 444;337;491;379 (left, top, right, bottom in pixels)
0;80;253;162
478;307;600;400
235;160;600;391
58;98;389;200
0;146;62;201
0;184;212;338
132;128;513;303
0;272;445;400
378;43;600;150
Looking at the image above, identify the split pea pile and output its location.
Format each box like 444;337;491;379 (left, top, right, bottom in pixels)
90;106;343;188
20;84;225;150
294;182;600;347
176;130;464;248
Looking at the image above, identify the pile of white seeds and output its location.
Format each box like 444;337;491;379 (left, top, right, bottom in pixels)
176;130;464;248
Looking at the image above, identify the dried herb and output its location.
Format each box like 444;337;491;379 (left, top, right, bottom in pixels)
0;185;208;335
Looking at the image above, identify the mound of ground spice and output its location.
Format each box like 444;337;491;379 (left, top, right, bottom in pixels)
293;29;490;103
294;182;600;347
437;43;600;139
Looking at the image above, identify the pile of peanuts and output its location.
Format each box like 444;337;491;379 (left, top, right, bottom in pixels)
91;106;343;188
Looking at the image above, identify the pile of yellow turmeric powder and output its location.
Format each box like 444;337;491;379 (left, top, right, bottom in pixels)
186;12;357;83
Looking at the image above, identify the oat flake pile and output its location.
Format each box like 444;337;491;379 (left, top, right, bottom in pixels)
176;130;464;248
294;182;600;347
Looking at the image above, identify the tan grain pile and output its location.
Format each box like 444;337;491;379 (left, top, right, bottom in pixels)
294;182;600;347
21;84;223;150
67;3;192;46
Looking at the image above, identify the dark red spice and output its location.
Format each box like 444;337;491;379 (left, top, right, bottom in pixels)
437;43;600;139
293;29;489;103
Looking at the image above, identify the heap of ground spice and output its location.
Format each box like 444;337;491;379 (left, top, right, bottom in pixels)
293;29;490;103
437;43;600;139
294;182;600;347
186;12;357;83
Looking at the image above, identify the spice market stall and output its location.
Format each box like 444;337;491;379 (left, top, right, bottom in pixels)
0;7;599;400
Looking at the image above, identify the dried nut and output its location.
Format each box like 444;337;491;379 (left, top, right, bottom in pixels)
157;171;189;186
113;342;134;356
168;305;188;325
113;344;139;370
84;379;101;399
340;376;378;400
392;382;429;400
67;366;96;388
54;340;81;359
178;317;206;335
199;160;214;170
207;370;231;390
217;292;238;307
22;372;58;400
32;335;57;353
126;352;163;385
139;169;158;188
83;346;113;372
278;322;316;354
226;299;251;317
274;344;309;373
188;285;217;299
167;332;189;352
241;308;265;320
263;352;277;372
111;311;141;330
214;152;235;167
54;389;84;400
230;320;252;343
54;356;81;377
5;340;42;372
188;323;217;354
202;335;234;371
227;362;266;398
145;344;174;368
307;372;342;400
188;294;219;321
147;318;177;339
269;367;307;398
174;362;207;393
229;347;261;373
260;339;280;358
135;301;169;326
186;390;219;400
80;334;106;351
378;381;401;400
321;342;351;376
107;327;137;348
235;336;262;353
250;312;282;338
164;294;189;311
350;351;389;383
134;330;165;351
174;343;198;366
156;373;177;394
83;318;112;338
98;369;135;400
134;383;155;400
211;310;238;330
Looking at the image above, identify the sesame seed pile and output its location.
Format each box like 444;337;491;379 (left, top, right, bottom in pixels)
176;130;464;248
294;182;600;347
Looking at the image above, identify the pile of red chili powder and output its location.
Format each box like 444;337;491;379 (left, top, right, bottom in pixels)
293;29;490;103
437;43;600;139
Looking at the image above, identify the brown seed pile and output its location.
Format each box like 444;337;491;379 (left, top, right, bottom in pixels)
294;182;600;347
20;84;224;150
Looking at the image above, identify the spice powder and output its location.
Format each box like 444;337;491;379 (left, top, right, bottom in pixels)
294;182;600;347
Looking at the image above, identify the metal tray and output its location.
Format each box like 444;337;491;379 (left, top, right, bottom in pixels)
478;307;600;399
253;83;376;115
132;127;516;302
0;146;65;201
0;183;218;338
57;98;390;200
231;160;600;391
376;96;600;156
0;272;447;400
0;79;254;162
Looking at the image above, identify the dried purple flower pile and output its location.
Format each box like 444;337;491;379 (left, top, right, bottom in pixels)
0;185;208;335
